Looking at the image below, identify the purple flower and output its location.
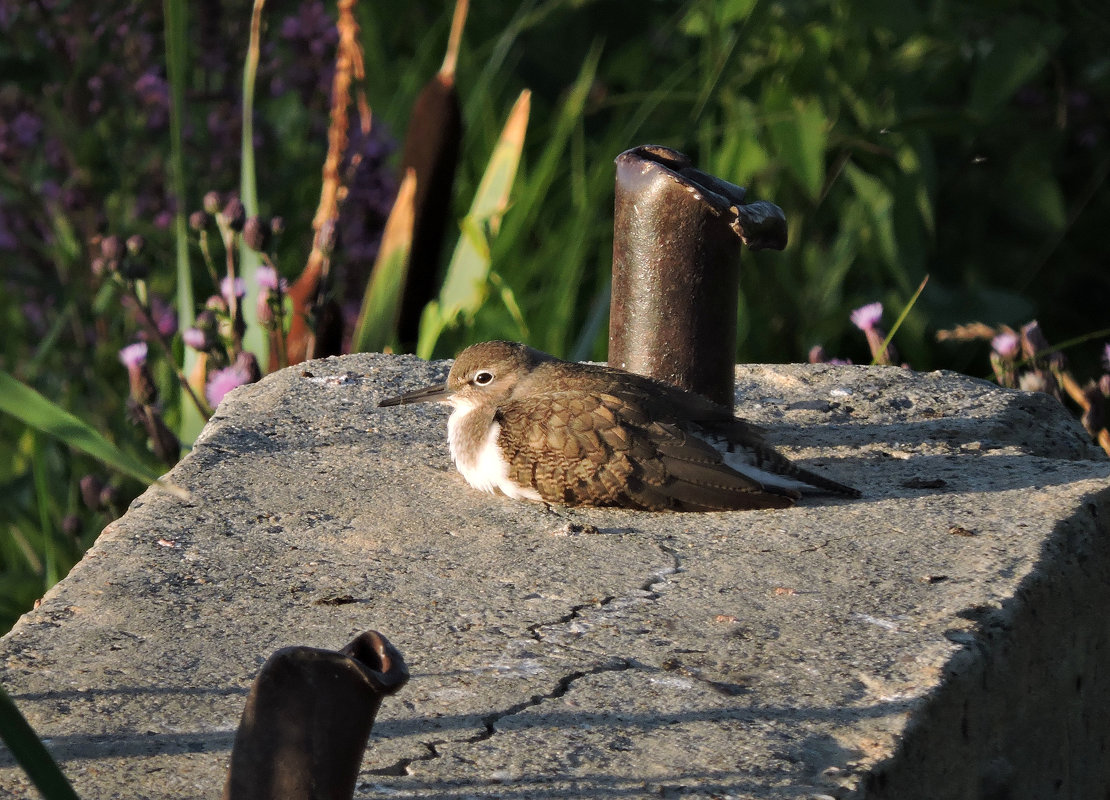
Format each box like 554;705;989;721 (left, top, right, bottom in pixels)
118;341;148;367
11;112;43;148
991;332;1020;360
206;363;252;408
1103;343;1110;372
256;265;279;291
220;276;246;302
850;302;883;331
150;295;177;338
183;327;208;351
850;301;898;365
119;342;156;404
133;72;169;129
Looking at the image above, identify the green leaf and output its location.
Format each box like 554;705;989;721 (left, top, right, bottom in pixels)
352;169;417;352
1001;148;1067;233
0;371;188;499
763;85;828;200
843;162;902;286
417;89;531;359
969;21;1063;119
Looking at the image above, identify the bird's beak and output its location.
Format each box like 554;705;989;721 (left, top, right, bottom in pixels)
379;382;452;407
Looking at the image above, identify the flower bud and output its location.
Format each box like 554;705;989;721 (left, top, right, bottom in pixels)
189;210;208;231
100;235;124;262
203;191;222;214
236;350;262;383
80;475;105;510
222;197;246;231
242;217;270;252
62;514;82;539
99;484;119;508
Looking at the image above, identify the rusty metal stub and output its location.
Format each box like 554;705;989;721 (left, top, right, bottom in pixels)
609;145;787;406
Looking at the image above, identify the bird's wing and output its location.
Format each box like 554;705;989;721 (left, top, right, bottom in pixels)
496;391;796;511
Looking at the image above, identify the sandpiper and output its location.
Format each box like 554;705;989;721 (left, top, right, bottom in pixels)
379;340;859;511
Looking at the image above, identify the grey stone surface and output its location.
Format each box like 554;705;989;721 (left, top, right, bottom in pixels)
1;353;1108;799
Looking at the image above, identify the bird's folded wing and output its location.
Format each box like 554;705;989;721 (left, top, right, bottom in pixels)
497;392;796;511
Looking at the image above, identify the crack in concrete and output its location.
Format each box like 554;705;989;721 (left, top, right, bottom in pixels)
366;661;634;779
469;659;635;745
369;544;684;779
528;541;683;643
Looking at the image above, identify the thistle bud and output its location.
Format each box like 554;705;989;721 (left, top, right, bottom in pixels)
222;197;246;231
203;191;222;214
100;235;124;262
242;216;270;252
98;484;119;509
236;350;263;383
80;475;105;510
62;514;82;539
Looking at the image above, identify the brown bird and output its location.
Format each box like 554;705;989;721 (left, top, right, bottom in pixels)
379;340;859;511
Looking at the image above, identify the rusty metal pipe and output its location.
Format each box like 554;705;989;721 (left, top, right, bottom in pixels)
222;630;409;800
608;145;787;406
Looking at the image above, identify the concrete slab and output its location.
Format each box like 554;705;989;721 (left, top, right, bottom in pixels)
1;353;1107;799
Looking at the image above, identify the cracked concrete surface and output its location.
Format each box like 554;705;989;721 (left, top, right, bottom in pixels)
1;353;1109;799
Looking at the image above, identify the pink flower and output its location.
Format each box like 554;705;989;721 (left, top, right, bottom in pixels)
1102;343;1110;372
850;302;883;331
206;363;251;408
183;327;208;351
220;276;246;303
118;342;148;367
991;332;1020;360
256;265;279;291
150;295;178;338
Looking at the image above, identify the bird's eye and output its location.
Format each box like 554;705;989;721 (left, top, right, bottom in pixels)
473;370;494;386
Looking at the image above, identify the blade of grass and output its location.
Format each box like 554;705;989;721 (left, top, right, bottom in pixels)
162;0;204;444
0;371;188;499
417;89;531;359
29;434;59;588
872;274;929;366
352;168;417;352
0;685;80;800
238;0;266;365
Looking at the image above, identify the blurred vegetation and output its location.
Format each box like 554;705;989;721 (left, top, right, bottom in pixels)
1;0;1109;633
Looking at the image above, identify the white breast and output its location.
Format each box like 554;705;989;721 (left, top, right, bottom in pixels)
447;403;542;502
